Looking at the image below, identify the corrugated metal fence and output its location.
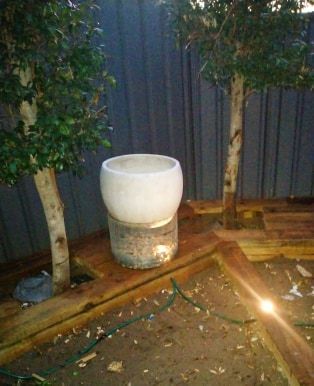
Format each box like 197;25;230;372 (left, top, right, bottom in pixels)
0;1;313;262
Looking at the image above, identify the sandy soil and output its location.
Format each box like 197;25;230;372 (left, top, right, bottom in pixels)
2;257;313;386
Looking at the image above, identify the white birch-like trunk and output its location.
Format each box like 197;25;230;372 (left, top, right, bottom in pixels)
19;67;70;295
223;73;244;229
33;168;70;294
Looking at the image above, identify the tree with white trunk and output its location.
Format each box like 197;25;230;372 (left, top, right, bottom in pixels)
0;1;114;294
171;0;313;228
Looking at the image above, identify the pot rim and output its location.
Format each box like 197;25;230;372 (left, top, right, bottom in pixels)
101;153;180;176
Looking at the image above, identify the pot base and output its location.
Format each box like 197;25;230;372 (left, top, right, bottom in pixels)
108;214;178;269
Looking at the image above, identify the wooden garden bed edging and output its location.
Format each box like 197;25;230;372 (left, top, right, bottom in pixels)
0;232;220;365
216;241;314;386
0;198;313;385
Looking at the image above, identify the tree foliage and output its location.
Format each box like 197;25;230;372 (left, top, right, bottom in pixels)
171;0;313;94
0;0;115;186
170;0;313;228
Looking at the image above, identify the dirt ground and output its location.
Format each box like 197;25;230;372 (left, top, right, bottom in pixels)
1;257;313;386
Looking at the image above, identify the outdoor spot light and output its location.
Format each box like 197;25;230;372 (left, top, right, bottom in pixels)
100;154;183;269
260;299;274;314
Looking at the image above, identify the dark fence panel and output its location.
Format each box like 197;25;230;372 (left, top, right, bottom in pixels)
0;1;313;262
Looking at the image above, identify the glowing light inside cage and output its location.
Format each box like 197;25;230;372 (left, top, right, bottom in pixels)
154;244;170;258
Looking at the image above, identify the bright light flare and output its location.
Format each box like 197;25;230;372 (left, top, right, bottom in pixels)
260;299;274;314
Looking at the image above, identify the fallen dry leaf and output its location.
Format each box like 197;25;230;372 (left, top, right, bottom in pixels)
76;352;97;364
133;297;142;306
107;361;124;373
285;270;292;282
281;294;295;301
296;264;312;278
289;284;303;298
181;372;189;381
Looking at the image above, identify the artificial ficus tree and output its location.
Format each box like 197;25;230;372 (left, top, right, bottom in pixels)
171;0;313;228
0;1;114;294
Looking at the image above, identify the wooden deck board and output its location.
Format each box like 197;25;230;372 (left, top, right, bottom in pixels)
264;211;314;231
238;239;314;260
214;229;314;260
187;198;290;214
214;229;314;240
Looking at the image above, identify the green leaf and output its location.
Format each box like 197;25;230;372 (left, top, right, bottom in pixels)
101;138;111;148
9;162;17;174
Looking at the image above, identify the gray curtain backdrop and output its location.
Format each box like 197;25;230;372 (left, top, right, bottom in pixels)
0;1;313;262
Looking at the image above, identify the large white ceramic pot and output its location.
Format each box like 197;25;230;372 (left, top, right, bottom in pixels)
100;154;183;224
100;154;183;269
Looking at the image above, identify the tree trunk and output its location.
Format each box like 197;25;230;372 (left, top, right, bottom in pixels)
33;168;70;294
19;67;70;295
223;73;245;229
